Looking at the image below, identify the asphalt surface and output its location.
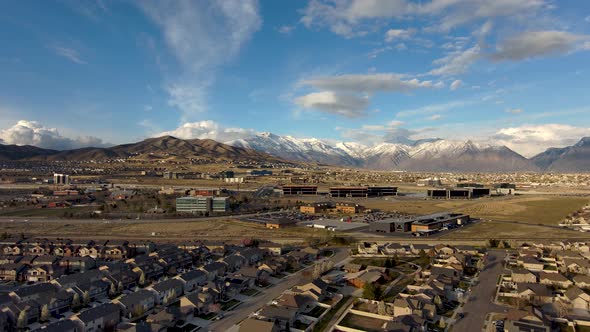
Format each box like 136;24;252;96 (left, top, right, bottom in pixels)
453;249;509;332
207;247;350;332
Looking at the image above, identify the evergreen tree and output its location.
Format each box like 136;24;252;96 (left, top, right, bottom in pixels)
139;272;146;287
17;309;27;330
83;291;91;306
40;305;50;322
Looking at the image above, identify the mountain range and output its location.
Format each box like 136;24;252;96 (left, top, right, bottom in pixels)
0;136;285;164
1;134;589;172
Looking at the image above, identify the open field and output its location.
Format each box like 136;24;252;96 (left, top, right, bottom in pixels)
0;218;325;242
440;220;589;240
357;195;589;225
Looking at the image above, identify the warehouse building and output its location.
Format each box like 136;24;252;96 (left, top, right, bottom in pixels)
368;212;470;234
330;187;368;198
427;187;491;199
282;185;318;196
369;219;413;233
411;212;470;232
367;186;398;197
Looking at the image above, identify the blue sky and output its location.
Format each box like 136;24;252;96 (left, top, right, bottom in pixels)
0;0;589;157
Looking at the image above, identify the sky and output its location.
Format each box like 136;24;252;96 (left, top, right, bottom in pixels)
1;0;590;157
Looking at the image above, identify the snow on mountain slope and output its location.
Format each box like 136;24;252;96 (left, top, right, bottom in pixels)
226;132;537;171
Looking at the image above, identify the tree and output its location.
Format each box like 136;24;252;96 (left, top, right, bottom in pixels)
363;283;382;300
377;300;387;316
17;309;28;330
40;304;50;322
139;272;146;287
384;258;393;269
433;295;443;309
82;291;91;306
72;293;81;309
109;282;117;297
118;281;124;293
438;317;446;329
488;239;500;248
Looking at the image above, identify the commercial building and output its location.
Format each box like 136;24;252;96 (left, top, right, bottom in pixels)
417;178;442;187
282;185;317;196
330;187;368;198
248;170;272;176
211;197;229;213
176;196;228;214
335;202;365;214
495;183;516;195
300;202;332;214
330;186;398;198
367;186;398;197
411;212;470;232
427;187;491;199
369;219;413;233
265;218;298;229
53;174;70;185
368;212;470;234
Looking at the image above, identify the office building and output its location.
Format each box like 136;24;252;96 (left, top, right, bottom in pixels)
282;185;318;196
53;173;70;185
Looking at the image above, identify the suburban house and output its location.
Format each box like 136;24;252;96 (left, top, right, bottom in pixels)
73;303;121;332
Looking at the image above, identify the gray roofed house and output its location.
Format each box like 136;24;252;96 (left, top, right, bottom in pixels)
75;303;121;332
177;269;208;292
150;278;184;305
116;289;157;319
37;319;84;332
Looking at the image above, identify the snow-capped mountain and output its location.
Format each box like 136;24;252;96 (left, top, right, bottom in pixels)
225;132;539;171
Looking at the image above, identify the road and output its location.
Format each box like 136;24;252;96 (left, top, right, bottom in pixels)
0;210;288;224
452;249;509;332
207;247;349;332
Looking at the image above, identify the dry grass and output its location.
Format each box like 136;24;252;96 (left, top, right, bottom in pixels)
0;218;323;242
440;220;589;240
361;195;588;225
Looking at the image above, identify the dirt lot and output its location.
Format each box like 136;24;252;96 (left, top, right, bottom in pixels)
0;218;323;243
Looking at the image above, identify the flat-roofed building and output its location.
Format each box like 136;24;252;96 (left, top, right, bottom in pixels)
367;186;398;197
282;185;318;196
369;219;413;233
212;197;229;213
330;187;368;198
300;202;333;214
335;202;365;214
411;212;470;232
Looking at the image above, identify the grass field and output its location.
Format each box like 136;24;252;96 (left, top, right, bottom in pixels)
361;195;589;225
0;218;325;242
440;220;588;240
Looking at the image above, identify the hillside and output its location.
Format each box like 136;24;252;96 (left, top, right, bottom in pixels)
532;137;590;172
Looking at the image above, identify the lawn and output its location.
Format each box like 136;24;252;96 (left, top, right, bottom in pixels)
339;313;389;332
306;305;328;318
221;299;241;311
440;220;589;240
240;288;259;296
196;312;217;320
312;296;351;332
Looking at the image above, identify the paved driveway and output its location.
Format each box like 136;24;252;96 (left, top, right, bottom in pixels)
452;250;509;332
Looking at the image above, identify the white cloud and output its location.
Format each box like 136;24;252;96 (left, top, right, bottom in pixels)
301;73;441;93
384;28;414;42
397;99;475;117
137;0;261;119
505;108;524;114
366;46;392;59
0;120;106;150
157;120;257;142
294;91;370;118
428;114;442;120
430;45;481;76
295;73;441;118
50;45;86;64
450;79;463;90
301;0;546;37
278;25;295;34
493;124;590;157
492;31;589;61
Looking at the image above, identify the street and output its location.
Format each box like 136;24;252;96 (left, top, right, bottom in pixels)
452;249;509;332
207;247;350;332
